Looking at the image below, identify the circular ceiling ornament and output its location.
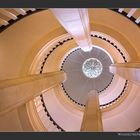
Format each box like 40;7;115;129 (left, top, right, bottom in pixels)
82;58;103;78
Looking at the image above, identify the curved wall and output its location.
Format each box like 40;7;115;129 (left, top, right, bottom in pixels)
0;8;140;131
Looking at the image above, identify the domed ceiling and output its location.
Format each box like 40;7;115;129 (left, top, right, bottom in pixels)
61;46;114;105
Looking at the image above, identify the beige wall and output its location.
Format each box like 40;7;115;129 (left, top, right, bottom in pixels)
0;109;23;131
0;10;66;131
0;8;140;131
89;8;140;60
0;10;66;80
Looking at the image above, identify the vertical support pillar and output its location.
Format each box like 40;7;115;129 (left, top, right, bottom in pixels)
0;71;66;115
110;62;140;85
50;8;92;52
80;90;103;132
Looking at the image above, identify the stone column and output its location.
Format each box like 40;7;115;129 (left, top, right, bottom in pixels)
50;8;92;52
80;90;103;132
110;62;140;85
0;71;66;115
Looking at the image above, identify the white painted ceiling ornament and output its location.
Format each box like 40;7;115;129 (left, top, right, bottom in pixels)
82;58;103;78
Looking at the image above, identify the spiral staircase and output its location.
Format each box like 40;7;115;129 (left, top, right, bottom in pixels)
0;8;140;132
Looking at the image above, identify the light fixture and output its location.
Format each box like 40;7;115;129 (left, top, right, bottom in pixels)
82;58;103;78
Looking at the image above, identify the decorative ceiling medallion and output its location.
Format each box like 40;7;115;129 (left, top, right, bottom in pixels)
82;58;103;78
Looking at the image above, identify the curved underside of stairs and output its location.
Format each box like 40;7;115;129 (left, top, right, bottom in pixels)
0;8;140;131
